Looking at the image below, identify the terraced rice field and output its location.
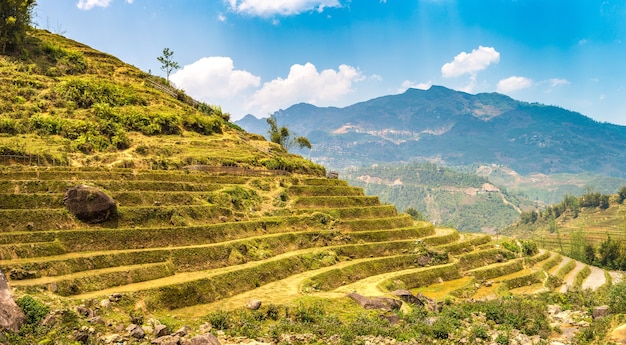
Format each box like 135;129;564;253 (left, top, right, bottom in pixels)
0;166;621;317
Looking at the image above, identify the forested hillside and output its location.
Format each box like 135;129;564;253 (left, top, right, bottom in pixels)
342;163;536;232
506;187;626;270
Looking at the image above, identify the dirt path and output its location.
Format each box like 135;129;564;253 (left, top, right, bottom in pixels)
171;256;383;317
582;265;606;290
560;261;585;293
548;256;567;275
610;271;624;284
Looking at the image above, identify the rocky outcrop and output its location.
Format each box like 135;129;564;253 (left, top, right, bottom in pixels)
347;292;402;311
64;185;116;223
0;269;25;332
391;290;440;312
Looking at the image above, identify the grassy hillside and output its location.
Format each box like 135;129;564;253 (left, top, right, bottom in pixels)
1;30;625;345
505;190;626;269
0;29;322;174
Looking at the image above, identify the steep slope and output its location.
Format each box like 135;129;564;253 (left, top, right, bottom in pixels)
0;29;321;174
236;86;626;177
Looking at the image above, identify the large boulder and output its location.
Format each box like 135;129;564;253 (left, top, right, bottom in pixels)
64;185;116;223
347;292;402;311
0;269;25;332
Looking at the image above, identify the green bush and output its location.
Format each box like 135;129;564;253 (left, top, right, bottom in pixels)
55;78;145;108
16;295;49;325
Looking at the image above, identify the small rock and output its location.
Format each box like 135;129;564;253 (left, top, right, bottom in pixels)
127;323;146;339
101;334;123;344
246;299;262;310
75;305;93;318
173;325;191;337
547;305;562;315
592;305;610;319
109;293;123;303
73;327;89;343
152;335;181;345
99;299;111;309
88;316;105;325
155;324;170;337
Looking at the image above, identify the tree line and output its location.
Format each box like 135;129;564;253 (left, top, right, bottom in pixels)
519;186;626;225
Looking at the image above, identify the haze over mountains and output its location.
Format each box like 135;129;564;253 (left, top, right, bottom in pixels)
237;86;626;178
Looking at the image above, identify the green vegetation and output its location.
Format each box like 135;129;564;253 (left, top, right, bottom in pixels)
157;47;179;83
0;0;36;54
342;162;533;232
266;116;311;150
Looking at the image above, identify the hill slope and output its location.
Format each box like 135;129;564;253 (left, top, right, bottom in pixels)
236;86;626;178
0;29;321;174
1;30;625;345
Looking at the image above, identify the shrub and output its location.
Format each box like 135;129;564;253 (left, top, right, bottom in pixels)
16;295;49;325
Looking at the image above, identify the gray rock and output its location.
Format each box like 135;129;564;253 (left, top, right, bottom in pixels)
109;293;123;302
246;299;262;310
99;299;111;309
152;335;182;345
64;185;117;223
127;323;146;339
73;328;90;343
173;325;191;337
155;324;170;337
592;305;610;319
190;333;221;345
88;316;105;325
101;334;123;344
391;289;422;306
347;292;402;311
0;269;25;332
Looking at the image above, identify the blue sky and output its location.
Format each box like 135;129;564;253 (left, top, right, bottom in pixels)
36;0;626;125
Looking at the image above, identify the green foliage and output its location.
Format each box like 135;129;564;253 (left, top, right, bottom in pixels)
607;281;626;314
55;77;145;108
41;43;87;75
521;240;538;256
619;186;626;204
405;207;425;221
16;295;49;325
157;48;180;82
266;115;311;151
0;0;36;54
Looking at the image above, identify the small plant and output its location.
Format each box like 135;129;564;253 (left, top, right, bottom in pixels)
16;295;49;325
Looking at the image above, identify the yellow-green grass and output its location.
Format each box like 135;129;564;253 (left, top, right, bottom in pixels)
457;247;515;270
287;185;364;197
412;276;474;300
293;195;381;208
468;258;524;281
377;262;461;292
434;234;491;255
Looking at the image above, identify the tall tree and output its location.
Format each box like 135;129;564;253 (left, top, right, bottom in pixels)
157;47;180;83
0;0;36;54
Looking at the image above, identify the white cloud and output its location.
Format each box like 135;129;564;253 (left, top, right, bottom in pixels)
170;57;260;102
76;0;112;10
497;76;533;93
218;13;227;22
398;80;432;92
247;62;364;114
441;46;500;78
126;0;133;3
548;78;570;87
226;0;341;17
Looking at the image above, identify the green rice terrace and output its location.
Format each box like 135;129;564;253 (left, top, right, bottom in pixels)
0;165;624;344
0;29;625;345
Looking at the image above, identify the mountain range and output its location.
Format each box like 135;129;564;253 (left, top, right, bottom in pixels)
236;86;626;178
